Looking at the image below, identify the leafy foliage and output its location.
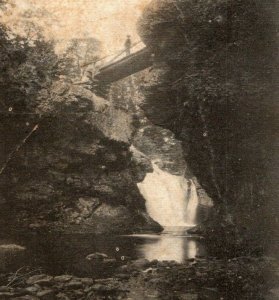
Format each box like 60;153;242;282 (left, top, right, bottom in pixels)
61;38;101;79
0;24;63;113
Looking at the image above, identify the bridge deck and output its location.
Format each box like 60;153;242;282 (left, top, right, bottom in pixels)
94;47;152;84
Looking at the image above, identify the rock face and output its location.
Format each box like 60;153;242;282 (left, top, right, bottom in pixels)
133;125;186;176
0;79;161;233
137;0;278;236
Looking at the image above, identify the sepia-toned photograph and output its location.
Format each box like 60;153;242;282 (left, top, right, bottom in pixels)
0;0;278;299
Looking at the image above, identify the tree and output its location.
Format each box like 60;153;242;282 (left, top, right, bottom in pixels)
0;3;67;176
61;38;101;79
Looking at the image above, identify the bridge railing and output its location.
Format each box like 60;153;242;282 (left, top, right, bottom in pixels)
80;41;145;69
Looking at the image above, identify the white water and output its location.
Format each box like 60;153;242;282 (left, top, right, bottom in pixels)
137;162;199;227
185;179;199;226
140;235;196;263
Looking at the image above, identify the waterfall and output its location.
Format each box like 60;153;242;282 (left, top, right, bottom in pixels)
137;162;199;227
185;180;199;226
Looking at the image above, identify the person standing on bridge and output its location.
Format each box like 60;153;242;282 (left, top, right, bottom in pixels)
124;35;132;56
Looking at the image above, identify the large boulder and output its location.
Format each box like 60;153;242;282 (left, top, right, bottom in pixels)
0;80;161;234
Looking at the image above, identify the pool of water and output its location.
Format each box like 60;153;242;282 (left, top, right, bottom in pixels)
0;227;206;278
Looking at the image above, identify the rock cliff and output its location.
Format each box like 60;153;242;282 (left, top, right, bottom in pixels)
137;0;278;242
0;78;161;233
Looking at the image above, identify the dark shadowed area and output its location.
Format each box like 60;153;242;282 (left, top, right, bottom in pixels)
0;0;278;299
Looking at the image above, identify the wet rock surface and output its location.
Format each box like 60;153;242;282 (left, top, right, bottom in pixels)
0;255;277;300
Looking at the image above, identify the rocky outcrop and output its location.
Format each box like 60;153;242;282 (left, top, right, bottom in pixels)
133;124;213;212
0;79;161;233
113;73;213;212
137;0;278;238
133;125;186;176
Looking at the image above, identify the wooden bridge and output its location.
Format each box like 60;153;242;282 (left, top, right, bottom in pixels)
94;47;152;84
79;44;153;88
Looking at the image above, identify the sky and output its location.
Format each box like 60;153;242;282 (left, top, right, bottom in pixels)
1;0;151;54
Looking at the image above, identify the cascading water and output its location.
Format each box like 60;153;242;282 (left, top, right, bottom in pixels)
137;161;199;227
185;179;199;226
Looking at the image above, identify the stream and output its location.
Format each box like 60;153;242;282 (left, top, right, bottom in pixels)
0;228;206;278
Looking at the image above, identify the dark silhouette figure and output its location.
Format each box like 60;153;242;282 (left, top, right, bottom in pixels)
124;35;132;56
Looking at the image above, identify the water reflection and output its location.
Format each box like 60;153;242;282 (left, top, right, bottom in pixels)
133;230;206;263
140;235;185;262
0;229;206;277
